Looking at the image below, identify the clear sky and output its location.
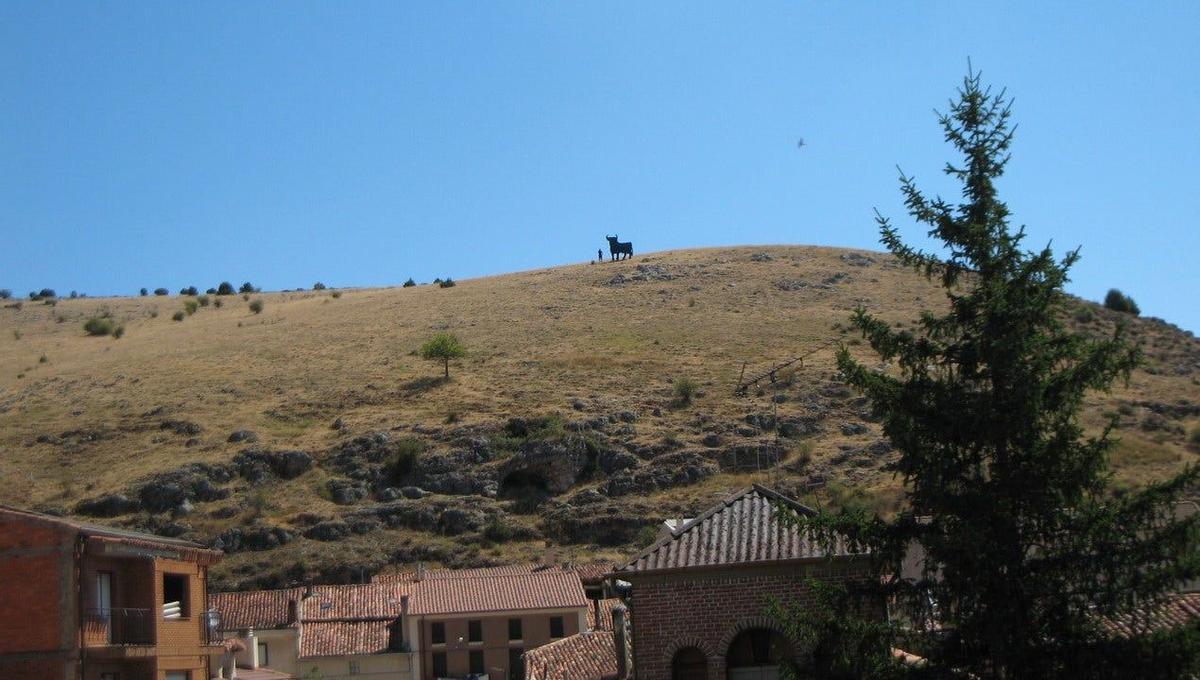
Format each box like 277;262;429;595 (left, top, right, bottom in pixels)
2;2;1198;331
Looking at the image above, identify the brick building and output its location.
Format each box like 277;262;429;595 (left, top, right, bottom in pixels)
612;485;873;680
0;504;223;680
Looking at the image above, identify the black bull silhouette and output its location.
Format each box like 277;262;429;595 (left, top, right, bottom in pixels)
605;235;633;261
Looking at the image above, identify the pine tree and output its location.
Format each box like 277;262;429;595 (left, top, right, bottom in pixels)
793;67;1200;679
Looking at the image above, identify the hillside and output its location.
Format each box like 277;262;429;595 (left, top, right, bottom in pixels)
2;245;1198;590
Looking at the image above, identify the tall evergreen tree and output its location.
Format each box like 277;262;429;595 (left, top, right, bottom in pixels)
792;68;1200;679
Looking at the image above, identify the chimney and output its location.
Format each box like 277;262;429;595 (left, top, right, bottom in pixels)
401;595;410;619
613;605;629;680
416;562;426;582
593;599;602;631
303;582;314;599
287;598;299;625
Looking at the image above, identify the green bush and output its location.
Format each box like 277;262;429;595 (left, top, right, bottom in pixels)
154;288;169;296
386;437;425;484
183;299;199;315
331;290;342;299
213;298;223;308
206;287;217;295
0;289;10;300
217;282;235;295
249;299;264;314
172;311;185;322
180;286;198;296
673;376;698;405
139;288;148;297
313;282;327;290
239;282;256;294
1104;289;1140;316
83;317;115;337
1074;307;1095;324
197;295;210;307
111;325;125;339
39;354;48;363
403;278;416;288
439;278;456;288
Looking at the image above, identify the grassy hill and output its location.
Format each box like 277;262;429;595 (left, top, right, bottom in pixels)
2;245;1197;589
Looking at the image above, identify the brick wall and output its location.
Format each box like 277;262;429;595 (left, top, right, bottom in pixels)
626;560;872;680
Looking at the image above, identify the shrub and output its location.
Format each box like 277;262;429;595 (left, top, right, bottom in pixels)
150;309;159;318
439;278;456;288
1074;307;1095;324
242;293;251;301
0;289;10;300
197;295;210;307
11;330;20;340
1104;289;1140;316
111;325;125;339
1190;425;1200;447
420;332;466;378
217;282;235;295
139;287;148;296
83;317;115;336
386;437;425;484
313;282;327;290
180;286;198;296
213;298;223;308
403;278;416;288
673;376;698;405
205;287;217;295
172;311;185;322
154;288;169;296
331;290;342;299
248;299;264;314
39;355;47;363
239;282;256;294
183;299;199;315
39;288;56;299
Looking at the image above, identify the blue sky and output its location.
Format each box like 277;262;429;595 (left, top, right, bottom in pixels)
2;2;1198;331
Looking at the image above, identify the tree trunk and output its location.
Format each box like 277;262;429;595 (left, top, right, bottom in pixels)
444;359;449;378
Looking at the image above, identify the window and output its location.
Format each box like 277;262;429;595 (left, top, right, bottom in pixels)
349;660;360;675
508;647;525;679
162;573;189;618
257;641;269;667
671;646;708;680
164;673;189;680
549;615;564;639
468;619;482;643
431;621;446;645
469;649;485;674
508;617;523;641
432;652;448;677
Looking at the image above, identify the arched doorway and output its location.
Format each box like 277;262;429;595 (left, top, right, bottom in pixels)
726;628;790;680
672;646;708;680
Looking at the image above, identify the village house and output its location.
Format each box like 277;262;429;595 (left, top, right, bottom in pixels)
611;485;874;680
0;504;224;680
208;565;590;680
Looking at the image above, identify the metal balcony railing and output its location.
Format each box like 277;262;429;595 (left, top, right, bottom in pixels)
83;607;155;645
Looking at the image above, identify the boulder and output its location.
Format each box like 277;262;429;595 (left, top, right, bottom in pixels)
227;430;259;444
597;449;638;475
213;526;294;552
840;422;868;436
304;521;351;542
76;493;141;517
160;419;202;436
499;439;590;497
327;479;369;505
401;486;430;499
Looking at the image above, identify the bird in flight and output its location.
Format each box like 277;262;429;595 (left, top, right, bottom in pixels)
797;138;806;149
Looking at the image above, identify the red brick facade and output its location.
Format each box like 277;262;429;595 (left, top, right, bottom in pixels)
625;559;872;680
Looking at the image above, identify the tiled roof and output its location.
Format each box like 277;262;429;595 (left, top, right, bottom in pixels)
617;485;864;573
524;631;619;680
300;620;401;658
1098;592;1200;638
374;562;611;583
301;582;413;620
587;598;624;631
209;588;303;630
575;563;615;586
408;571;588;615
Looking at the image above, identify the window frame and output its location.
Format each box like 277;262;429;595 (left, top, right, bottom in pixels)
507;617;523;641
431;621;446;645
161;572;190;619
432;651;448;677
549;615;565;639
468;618;483;643
469;649;485;674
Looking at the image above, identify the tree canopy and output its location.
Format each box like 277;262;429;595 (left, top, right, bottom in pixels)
790;67;1200;679
420;332;466;378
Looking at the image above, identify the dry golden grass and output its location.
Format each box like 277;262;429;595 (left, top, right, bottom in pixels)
1;245;1196;584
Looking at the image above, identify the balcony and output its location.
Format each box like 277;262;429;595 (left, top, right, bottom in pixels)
83;607;155;646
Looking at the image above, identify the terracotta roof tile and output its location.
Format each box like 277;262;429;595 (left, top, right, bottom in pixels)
209;588;303;630
300;620;402;658
587;598;623;631
407;571;588;616
300;582;413;621
617;485;864;573
524;631;619;680
1098;592;1200;638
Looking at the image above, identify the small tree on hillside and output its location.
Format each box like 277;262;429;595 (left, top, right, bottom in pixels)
216;282;235;295
420;333;465;379
787;68;1200;679
1104;288;1141;316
